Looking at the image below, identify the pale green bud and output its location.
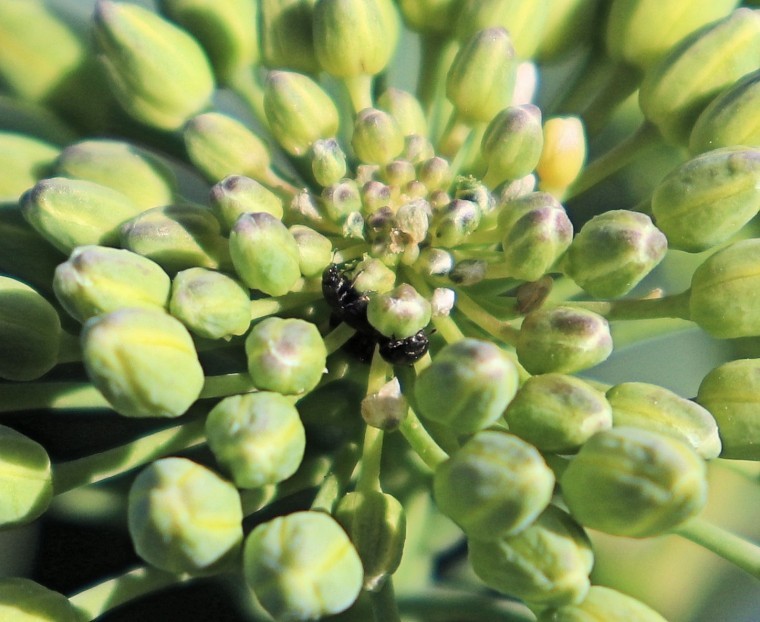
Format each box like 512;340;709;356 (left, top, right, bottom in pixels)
429;198;481;247
311;138;348;188
169;267;250;340
206;392;306;488
607;382;721;459
322;178;363;224
351;108;405;166
469;505;593;607
120;204;231;274
264;71;340;156
690;239;760;339
366;284;431;338
535;0;601;61
245;317;327;395
261;0;319;73
481;105;544;187
447;27;518;124
128;457;243;574
184;112;271;184
347;258;397;294
243;511;363;620
313;0;400;77
82;308;204;418
415;339;520;433
639;8;760;146
652;147;760;252
0;276;60;381
382;159;416;189
289;225;333;278
21;177;141;254
517;306;613;375
0;132;57;203
397;0;460;34
54;139;176;210
505;374;612;453
434;430;555;538
538;585;669;622
402;134;436;165
536;116;586;195
377;88;428;137
93;1;215;131
54;245;170;323
230;212;301;296
563;210;667;299
418;157;453;194
0;578;80;622
361;377;408;430
561;427;707;537
209;175;284;233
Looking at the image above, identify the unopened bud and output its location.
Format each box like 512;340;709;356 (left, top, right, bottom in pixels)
209;175;283;233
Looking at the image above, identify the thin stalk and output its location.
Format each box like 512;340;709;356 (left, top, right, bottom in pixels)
402;267;466;344
581;62;641;136
0;382;109;413
323;322;357;355
398;589;535;622
370;579;402;622
343;74;374;114
398;406;448;470
564;290;692;322
310;443;361;513
453;288;520;345
249;289;323;321
200;372;258;399
357;352;391;494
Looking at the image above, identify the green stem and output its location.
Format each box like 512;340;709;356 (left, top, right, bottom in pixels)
399;407;448;470
357;352;391;493
398;589;535;622
370;578;402;622
0;382;110;413
402;267;466;344
323;322;357;355
448;124;483;179
69;566;187;621
343;74;374;114
547;49;613;116
311;443;361;513
53;418;207;494
564;290;692;322
581;62;641;136
200;373;258;399
417;35;458;143
454;288;520;345
436;112;471;160
249;289;323;321
57;330;82;363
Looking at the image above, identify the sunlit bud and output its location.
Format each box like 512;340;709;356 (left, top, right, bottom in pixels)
418;157;453;193
481;105;544;187
537;116;586;195
418;248;454;277
563;210;667;299
505;374;612;453
416;339;520;433
447;27;517;124
289;225;333;278
449;259;488;285
323;178;363;224
0;132;58;203
607;382;721;460
209;175;283;233
311;138;348;188
260;0;319;73
82;308;204;418
538;585;669;622
517;306;613;375
93;1;215;131
348;257;397;294
429;189;451;210
128;457;243;573
0;426;52;527
352;108;405;166
361;181;392;213
378;88;428;137
453;176;497;215
229;212;301;296
361;377;408;430
54;245;170;323
690;239;760;339
498;173;537;202
639;9;760;146
382;159;416;189
243;511;363;620
313;0;399;77
469;505;593;607
367;283;431;338
0;578;80;622
402;134;435;164
264;70;340;156
535;0;601;61
561;427;707;537
120;204;231;274
431;287;456;316
397;0;460;34
516;276;553;314
396;199;431;243
652;147;760;252
429;199;481;247
434;430;554;538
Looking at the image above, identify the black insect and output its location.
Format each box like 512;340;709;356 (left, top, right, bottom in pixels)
321;263;373;333
377;330;430;366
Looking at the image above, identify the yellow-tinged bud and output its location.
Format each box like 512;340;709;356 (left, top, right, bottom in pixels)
0;426;52;528
481;105;544;187
0;578;80;622
0;132;58;203
377;88;428;138
537;116;586;196
352;108;405;166
209;175;284;233
397;0;460;34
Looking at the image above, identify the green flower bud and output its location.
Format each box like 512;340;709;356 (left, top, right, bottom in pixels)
418;156;453;194
0;132;57;203
607;382;721;460
54;139;176;210
335;490;406;591
209;175;284;233
54;245;170;323
434;430;554;538
245;317;327;395
446;27;517;124
690;70;760;153
456;0;550;59
563;210;667;299
260;0;319;73
93;1;215;131
449;259;488;285
690;239;760;339
21;177;141;254
229;212;301;296
505;374;612;453
560;427;708;537
311;138;348;188
469;505;593;607
206;392;306;488
517;306;613;375
538;585;669;622
169;267;250;339
402;134;436;165
289;225;333;278
313;0;399;77
697;359;760;459
377;88;428;137
128;457;243;574
535;0;600;61
415;339;520;433
536;116;586;195
639;9;760;146
120;204;231;274
605;0;738;71
184;112;271;184
652;147;760;252
481;105;544;187
243;511;363;620
366;284;431;338
0;425;52;527
382;159;416;189
322;178;363;224
82;308;204;418
351;108;405;166
429;199;481;247
499;193;573;282
397;0;460;34
347;258;397;294
0;578;80;622
159;0;259;84
361;377;408;430
0;277;60;381
264;70;340;156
